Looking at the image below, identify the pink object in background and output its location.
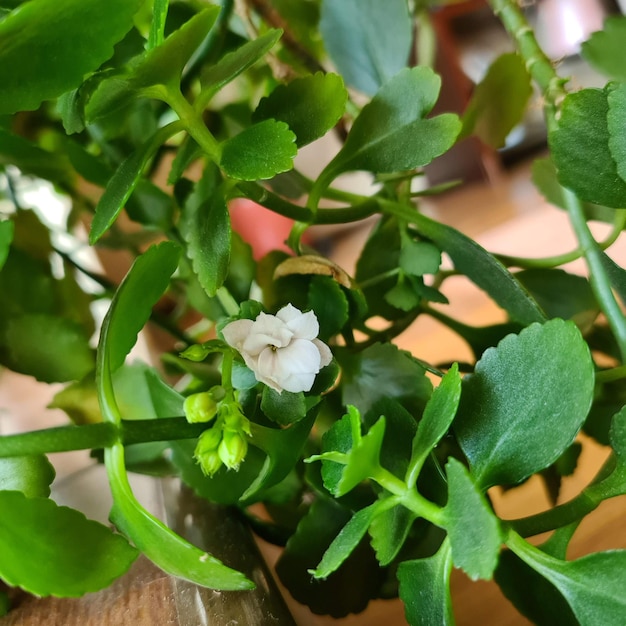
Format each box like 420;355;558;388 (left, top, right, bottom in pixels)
229;198;298;260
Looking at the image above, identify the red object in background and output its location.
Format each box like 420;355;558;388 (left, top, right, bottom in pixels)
229;198;301;260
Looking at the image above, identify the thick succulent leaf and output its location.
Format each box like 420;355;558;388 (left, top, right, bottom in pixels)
550;88;626;208
0;455;55;497
320;67;460;181
220;120;297;180
0;0;141;114
461;53;532;148
0;491;138;597
319;0;412;95
444;458;502;580
581;16;626;81
369;503;417;567
398;540;454;626
454;320;594;490
253;72;348;147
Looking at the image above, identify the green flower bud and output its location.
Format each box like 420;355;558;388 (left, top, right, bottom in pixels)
196;449;223;477
218;430;248;471
184;392;218;424
219;401;251;434
194;427;224;476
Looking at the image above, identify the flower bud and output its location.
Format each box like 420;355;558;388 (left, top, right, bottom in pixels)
184;392;218;424
194;427;224;476
219;402;250;434
218;430;248;471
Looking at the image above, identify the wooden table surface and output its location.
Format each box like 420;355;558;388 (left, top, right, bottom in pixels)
2;156;626;624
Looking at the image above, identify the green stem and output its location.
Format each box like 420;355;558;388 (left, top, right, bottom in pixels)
373;466;446;527
596;364;626;383
159;86;221;163
563;188;626;360
0;418;210;459
148;0;169;49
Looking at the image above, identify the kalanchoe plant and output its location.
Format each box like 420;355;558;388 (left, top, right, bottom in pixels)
1;0;626;623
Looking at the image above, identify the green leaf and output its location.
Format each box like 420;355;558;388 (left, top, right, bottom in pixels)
106;443;253;590
198;29;282;108
412;211;546;325
320;67;460;181
400;240;441;276
0;491;138;597
397;540;454;626
86;7;220;120
319;0;412;95
99;241;180;374
339;342;433;416
460;53;532;148
0;455;55;497
0;219;13;271
261;387;308;426
220;120;297;180
276;497;383;617
180;169;231;297
409;363;461;476
495;548;578;626
599;250;626;307
369;503;417;566
454;319;595;490
89;122;181;244
5;314;94;383
0;0;141;114
310;501;383;578
444;458;502;580
549;87;626;208
516;269;598;331
581;16;626;81
253;72;348;147
322;414;386;498
307;275;349;341
510;534;626;626
607;81;626;186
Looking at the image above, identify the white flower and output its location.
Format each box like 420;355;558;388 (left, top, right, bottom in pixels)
222;304;333;394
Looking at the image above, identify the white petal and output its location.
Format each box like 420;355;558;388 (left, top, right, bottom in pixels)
256;347;284;391
243;313;292;354
222;319;253;351
280;371;316;393
275;303;302;323
276;339;321;375
282;308;319;340
313;339;333;368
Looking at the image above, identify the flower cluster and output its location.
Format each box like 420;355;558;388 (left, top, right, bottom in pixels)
222;304;332;394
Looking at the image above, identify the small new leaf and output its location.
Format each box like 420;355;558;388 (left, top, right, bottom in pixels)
220;120;297;181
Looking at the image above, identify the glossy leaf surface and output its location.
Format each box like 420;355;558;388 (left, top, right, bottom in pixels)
0;455;55;497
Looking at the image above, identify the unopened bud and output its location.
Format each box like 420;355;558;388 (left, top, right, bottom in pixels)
218;430;248;471
184;392;218;424
194;427;224;476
